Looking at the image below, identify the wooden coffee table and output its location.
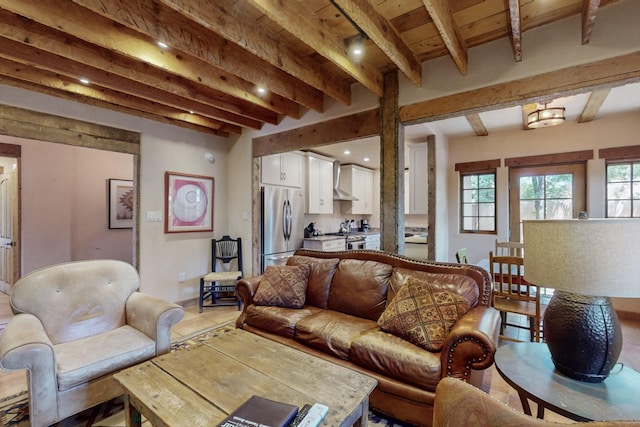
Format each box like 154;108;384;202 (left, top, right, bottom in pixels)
113;327;377;426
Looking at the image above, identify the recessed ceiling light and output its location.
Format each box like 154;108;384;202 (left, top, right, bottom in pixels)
79;78;90;85
363;157;370;162
350;37;364;58
189;110;195;114
344;150;351;155
157;41;169;49
257;86;267;95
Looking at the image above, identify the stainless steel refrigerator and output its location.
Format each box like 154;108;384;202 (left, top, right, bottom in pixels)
260;186;305;273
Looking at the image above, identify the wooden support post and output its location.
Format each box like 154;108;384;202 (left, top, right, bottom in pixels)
380;70;404;254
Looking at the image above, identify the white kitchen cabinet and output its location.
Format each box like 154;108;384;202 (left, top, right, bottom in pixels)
407;143;428;214
261;152;303;188
364;233;380;250
305;153;333;214
340;164;373;215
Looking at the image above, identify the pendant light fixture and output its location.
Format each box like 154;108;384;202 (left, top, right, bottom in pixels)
527;102;566;128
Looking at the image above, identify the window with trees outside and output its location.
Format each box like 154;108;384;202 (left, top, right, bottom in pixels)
460;172;496;233
519;174;574;220
606;161;640;218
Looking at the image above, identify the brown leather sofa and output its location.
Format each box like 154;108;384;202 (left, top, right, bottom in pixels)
236;249;501;426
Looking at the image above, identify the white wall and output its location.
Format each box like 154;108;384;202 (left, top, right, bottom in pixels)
0;84;230;303
447;112;640;264
0;135;133;273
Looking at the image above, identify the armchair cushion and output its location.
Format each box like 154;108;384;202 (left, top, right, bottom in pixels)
254;264;310;308
55;325;155;391
378;277;470;352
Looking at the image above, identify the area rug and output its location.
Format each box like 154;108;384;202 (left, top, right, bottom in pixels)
0;322;411;426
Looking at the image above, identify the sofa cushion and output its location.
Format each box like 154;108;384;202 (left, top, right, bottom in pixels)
327;259;393;321
295;310;378;360
378;277;470;352
54;325;156;391
245;305;322;338
351;328;442;391
286;255;339;309
254;264;310;308
390;268;480;308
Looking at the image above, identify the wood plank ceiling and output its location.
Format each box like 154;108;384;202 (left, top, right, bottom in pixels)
0;0;620;138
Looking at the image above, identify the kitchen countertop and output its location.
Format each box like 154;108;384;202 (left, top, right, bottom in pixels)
304;229;381;241
405;234;428;244
303;235;346;242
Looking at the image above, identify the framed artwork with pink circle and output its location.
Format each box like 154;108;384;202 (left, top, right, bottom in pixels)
164;171;214;233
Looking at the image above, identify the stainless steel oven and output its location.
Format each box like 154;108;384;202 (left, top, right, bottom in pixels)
346;235;366;250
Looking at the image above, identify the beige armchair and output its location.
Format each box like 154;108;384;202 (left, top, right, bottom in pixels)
0;259;184;427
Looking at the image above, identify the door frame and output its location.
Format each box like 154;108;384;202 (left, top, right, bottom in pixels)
0;105;141;273
0;144;21;289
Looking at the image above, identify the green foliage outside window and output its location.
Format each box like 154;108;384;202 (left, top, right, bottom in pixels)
461;172;496;232
606;162;640;218
519;174;573;220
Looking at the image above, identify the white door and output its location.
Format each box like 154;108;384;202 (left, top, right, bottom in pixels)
0;150;20;294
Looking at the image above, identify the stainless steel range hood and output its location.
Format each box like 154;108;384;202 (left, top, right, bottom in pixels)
333;160;358;201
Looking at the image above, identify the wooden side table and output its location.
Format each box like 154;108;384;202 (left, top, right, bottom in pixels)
495;342;640;421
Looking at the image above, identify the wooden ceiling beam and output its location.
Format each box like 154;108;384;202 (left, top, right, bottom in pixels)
248;0;384;97
69;0;323;113
401;52;640;124
159;0;352;106
465;113;488;136
421;0;468;75
0;58;240;135
332;0;422;87
0;0;300;119
579;88;610;123
0;74;229;137
582;0;602;45
507;0;522;62
0;9;278;127
253;109;380;157
0;35;255;130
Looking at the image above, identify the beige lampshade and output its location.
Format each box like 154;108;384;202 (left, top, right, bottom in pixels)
522;218;640;297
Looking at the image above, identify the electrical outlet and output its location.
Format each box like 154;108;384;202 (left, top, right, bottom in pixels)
178;272;186;282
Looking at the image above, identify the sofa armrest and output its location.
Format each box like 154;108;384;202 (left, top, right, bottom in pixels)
0;313;59;420
236;275;263;328
440;306;501;382
126;292;185;355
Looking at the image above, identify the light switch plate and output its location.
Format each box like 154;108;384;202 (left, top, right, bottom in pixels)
146;211;162;222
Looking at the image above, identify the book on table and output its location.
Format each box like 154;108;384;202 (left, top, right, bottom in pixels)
216;395;299;427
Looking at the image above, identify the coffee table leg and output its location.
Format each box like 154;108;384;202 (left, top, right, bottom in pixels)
353;397;369;427
123;394;143;427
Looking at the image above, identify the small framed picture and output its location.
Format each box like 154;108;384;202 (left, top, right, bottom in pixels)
164;171;214;233
108;179;134;229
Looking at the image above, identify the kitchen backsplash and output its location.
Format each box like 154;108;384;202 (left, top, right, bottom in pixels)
304;211;427;235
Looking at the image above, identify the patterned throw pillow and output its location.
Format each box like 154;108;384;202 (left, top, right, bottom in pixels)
254;264;310;308
377;276;471;352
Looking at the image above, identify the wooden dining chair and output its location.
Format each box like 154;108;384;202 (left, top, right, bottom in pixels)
495;239;524;257
199;236;243;312
489;251;545;342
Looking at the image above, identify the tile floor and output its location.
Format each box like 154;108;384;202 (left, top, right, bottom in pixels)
0;293;639;425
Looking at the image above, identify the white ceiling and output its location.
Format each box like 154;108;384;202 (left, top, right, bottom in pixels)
311;82;640;168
